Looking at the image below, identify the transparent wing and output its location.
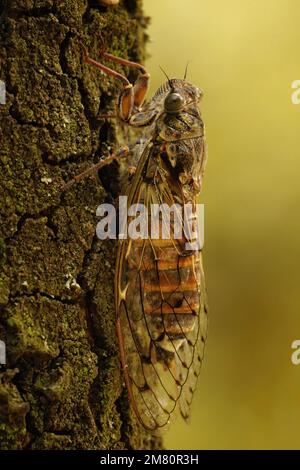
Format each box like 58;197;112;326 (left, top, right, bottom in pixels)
116;173;208;431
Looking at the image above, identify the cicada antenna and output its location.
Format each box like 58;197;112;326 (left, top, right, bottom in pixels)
159;65;173;89
183;61;190;80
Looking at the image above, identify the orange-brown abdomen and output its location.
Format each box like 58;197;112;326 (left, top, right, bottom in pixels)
127;239;201;351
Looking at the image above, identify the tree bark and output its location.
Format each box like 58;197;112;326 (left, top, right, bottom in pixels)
0;0;161;450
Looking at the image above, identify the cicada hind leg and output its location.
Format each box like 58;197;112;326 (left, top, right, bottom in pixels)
80;41;150;121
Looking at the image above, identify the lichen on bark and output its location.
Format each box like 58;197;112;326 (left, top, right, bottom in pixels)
0;0;161;450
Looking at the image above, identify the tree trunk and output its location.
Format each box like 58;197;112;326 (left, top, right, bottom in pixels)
0;0;161;450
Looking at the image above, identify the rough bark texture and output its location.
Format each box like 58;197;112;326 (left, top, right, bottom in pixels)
0;0;161;450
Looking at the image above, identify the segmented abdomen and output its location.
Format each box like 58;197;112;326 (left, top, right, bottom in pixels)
127;239;201;354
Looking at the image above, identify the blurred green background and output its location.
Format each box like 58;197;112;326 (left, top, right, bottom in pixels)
143;0;300;449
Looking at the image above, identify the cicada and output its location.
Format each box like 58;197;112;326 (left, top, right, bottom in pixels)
66;43;208;431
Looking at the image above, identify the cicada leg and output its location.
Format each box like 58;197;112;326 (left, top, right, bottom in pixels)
101;51;150;111
127;165;137;176
61;146;129;192
80;42;150;121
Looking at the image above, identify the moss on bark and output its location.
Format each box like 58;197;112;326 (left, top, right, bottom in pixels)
0;0;161;450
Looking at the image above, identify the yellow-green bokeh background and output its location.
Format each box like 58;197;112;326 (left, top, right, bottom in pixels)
143;0;300;449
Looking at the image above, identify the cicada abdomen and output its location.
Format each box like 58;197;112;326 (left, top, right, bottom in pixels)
115;79;208;431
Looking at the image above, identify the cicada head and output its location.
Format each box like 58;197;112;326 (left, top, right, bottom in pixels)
163;79;203;115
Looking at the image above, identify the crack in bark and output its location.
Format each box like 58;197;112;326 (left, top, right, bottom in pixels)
8;290;78;306
17;7;54;18
59;29;75;76
4;205;62;243
115;391;132;449
77;233;114;351
8;104;53;130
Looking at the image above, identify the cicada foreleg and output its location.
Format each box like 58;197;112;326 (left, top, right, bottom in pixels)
80;42;150;121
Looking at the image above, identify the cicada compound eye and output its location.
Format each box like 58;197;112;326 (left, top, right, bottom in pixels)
164;91;185;114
